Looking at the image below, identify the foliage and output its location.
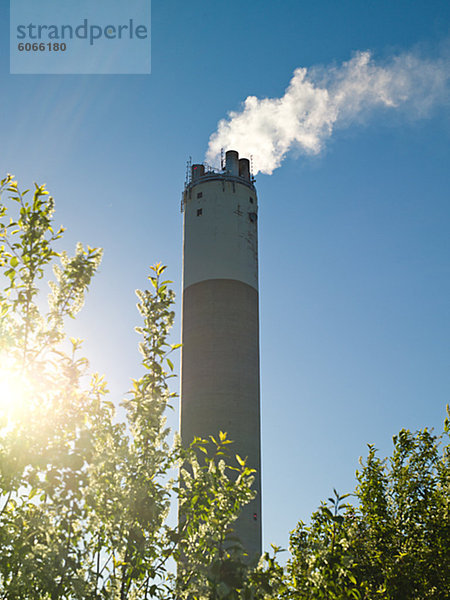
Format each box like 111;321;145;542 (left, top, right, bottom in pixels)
283;415;450;600
175;433;258;600
351;421;450;599
285;490;365;600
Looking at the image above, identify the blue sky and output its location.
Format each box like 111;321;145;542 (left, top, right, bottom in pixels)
1;0;449;552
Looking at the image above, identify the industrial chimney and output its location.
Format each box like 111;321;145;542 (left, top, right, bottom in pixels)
180;150;261;558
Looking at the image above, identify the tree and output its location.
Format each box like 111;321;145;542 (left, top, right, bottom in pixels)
0;174;258;599
283;415;450;600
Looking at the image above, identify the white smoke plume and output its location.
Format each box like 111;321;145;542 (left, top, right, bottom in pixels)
206;49;449;174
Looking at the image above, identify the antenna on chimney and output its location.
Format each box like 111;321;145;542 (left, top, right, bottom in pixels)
185;156;192;186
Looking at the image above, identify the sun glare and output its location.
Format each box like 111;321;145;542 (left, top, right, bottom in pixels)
0;357;28;426
0;374;20;407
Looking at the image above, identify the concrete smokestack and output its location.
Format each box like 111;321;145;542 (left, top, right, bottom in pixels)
225;149;239;176
180;150;261;558
239;158;250;180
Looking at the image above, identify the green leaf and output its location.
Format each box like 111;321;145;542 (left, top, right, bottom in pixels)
236;454;246;466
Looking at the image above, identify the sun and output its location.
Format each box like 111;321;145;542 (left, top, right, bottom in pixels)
0;374;20;407
0;357;28;425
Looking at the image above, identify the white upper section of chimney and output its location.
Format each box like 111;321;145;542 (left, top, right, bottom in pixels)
183;177;258;290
